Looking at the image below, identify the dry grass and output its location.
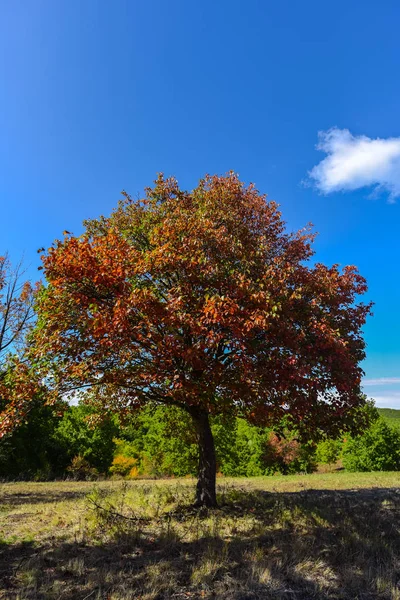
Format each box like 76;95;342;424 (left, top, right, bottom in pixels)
1;472;400;599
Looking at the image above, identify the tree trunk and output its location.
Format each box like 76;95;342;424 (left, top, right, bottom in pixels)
189;407;218;508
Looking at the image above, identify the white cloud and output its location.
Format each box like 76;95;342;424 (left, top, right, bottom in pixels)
363;377;400;386
308;128;400;202
369;393;400;409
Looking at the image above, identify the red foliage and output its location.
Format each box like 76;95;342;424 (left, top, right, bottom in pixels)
266;433;302;468
32;173;371;438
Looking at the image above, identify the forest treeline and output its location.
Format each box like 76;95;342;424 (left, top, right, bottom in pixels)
1;401;399;481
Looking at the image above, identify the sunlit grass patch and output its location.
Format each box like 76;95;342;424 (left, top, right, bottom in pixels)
1;473;400;598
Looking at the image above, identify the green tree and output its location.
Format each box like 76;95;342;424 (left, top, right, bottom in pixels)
0;398;64;479
54;404;118;473
342;418;400;472
315;438;342;465
120;404;199;477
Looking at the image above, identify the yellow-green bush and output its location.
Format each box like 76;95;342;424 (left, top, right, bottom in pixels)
109;454;138;477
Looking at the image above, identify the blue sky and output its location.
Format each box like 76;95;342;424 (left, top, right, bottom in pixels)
1;0;400;407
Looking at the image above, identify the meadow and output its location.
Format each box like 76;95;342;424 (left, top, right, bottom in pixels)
1;472;400;599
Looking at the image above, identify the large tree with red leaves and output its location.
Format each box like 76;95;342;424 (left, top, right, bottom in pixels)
33;173;371;506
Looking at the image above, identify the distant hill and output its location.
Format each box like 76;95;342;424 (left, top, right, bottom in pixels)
377;408;400;430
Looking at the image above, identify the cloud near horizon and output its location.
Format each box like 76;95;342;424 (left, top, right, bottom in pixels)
361;377;400;409
369;392;400;409
308;128;400;202
362;377;400;386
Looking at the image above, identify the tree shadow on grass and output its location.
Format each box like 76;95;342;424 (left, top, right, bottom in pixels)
1;487;400;599
0;489;87;507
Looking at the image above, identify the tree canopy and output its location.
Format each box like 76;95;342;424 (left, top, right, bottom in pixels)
31;173;371;505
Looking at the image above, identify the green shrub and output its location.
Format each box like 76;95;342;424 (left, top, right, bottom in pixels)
109;455;138;477
316;438;342;465
54;404;119;473
263;432;316;474
215;418;266;476
342;418;400;472
67;455;99;480
216;418;316;476
119;405;199;477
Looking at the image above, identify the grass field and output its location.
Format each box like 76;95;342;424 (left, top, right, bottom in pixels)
1;472;400;599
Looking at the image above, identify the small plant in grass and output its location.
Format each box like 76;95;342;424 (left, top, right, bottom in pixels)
191;542;228;586
85;486;142;543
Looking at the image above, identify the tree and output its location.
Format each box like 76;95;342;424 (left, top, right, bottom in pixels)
54;404;118;473
342;418;400;472
0;255;41;437
33;173;372;506
117;404;200;477
315;438;342;466
0;255;35;369
0;398;64;479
